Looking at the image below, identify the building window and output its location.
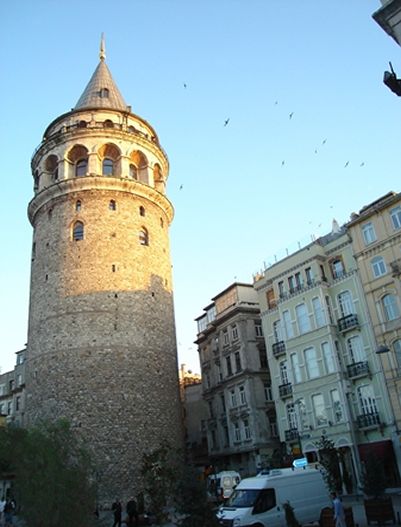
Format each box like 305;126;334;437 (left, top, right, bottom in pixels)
104;119;114;128
255;321;263;337
239;386;246;405
259;348;268;369
338;291;354;317
109;200;116;211
7;402;12;415
75;159;87;177
312;297;325;327
330;389;343;423
226;356;232;376
382;293;400;321
231;389;237;407
283;310;294;338
390;206;401;230
288;275;295;294
9;380;14;391
17;374;22;387
347;335;366;363
269;417;278;437
220;394;226;413
295;272;303;289
139;228;149;246
266;289;276;309
280;360;289;384
223;330;229;346
243;419;251;440
322;342;335;373
305;267;314;285
273;320;283;341
394;339;401;368
371;256;386;278
16;396;21;411
223;425;229;444
287;403;297;429
234;423;241;442
297;398;309;430
235;352;242;372
331;258;345;279
278;281;286;298
264;383;272;401
102;158;114;175
130;164;138;179
76;200;82;211
358;384;378;415
100;87;109;98
232;324;238;341
139;206;145;217
296;303;310;334
362;222;376;245
208;401;214;418
72;221;84;241
312;394;327;426
290;353;302;383
304;347;319;379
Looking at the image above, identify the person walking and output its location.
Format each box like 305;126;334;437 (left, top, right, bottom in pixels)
126;496;139;527
3;499;14;527
330;491;346;527
0;496;6;525
111;497;122;527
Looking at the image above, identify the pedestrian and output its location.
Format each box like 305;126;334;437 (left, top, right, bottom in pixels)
111;497;122;527
4;498;14;527
0;496;6;525
330;491;346;527
126;496;139;527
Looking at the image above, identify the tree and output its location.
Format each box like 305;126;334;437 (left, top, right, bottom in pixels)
360;451;387;498
0;419;96;527
314;435;342;493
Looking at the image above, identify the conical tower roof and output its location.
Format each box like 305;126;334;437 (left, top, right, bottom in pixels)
74;36;128;112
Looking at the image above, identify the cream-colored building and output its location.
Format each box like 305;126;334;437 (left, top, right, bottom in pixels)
195;283;280;477
346;191;401;476
253;223;399;489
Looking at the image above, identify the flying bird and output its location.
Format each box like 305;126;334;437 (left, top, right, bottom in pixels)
281;160;285;167
360;162;365;167
179;184;183;190
344;161;349;168
322;139;327;145
183;83;187;89
289;112;294;119
224;118;230;127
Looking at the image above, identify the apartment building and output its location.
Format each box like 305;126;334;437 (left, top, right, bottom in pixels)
0;349;26;427
195;283;280;476
253;223;399;489
346;191;401;476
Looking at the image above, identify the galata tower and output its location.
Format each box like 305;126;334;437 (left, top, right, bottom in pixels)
25;38;184;503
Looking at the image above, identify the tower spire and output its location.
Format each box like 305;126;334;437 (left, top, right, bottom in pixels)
99;33;106;61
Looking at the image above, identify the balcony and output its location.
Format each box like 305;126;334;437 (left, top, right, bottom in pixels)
279;382;293;399
285;428;299;443
272;341;286;358
347;361;370;380
338;313;359;333
357;412;381;430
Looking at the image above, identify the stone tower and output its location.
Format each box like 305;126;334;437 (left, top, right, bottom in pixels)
25;38;183;503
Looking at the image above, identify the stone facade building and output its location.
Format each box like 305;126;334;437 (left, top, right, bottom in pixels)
24;40;183;503
0;349;26;428
195;283;280;476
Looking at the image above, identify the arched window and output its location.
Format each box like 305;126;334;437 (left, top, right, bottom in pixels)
347;335;365;363
76;159;87;177
331;258;344;279
139;228;149;246
139;206;145;217
76;200;82;211
103;158;114;175
129;164;138;179
73;221;84;241
100;88;109;98
338;291;354;317
382;293;400;321
109;200;116;211
358;384;378;415
371;256;386;278
103;119;114;128
78;120;87;128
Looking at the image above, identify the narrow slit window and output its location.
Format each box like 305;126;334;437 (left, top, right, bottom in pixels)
73;221;84;241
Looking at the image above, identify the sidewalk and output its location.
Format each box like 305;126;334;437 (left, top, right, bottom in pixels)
336;490;401;527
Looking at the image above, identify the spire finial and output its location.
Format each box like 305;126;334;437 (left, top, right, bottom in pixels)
100;33;106;61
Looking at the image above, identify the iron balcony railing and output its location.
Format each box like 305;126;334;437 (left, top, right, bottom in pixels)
357;412;381;429
279;382;293;399
347;360;370;379
338;313;359;332
285;428;299;442
272;341;286;357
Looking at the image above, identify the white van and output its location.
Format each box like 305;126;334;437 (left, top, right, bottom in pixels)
207;471;241;500
217;466;331;527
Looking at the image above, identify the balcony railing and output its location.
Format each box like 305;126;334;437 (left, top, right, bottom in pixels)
285;428;299;443
272;341;286;358
357;412;381;430
338;313;359;332
347;361;370;379
279;383;293;399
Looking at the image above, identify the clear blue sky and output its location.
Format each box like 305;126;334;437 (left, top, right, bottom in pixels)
0;0;399;374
